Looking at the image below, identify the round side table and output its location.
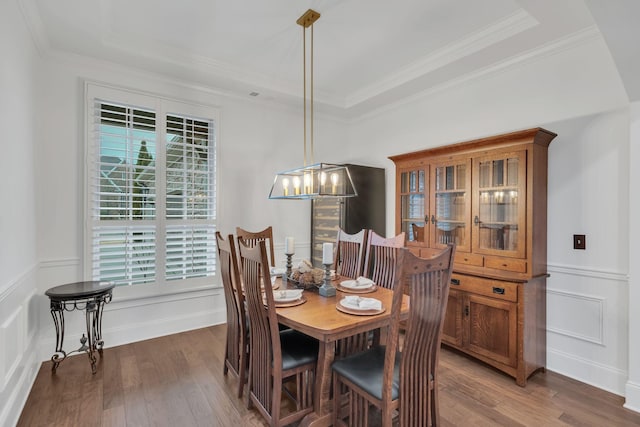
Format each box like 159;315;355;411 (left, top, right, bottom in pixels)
45;281;115;374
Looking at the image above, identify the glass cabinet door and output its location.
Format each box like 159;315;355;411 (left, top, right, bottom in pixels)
430;159;471;252
399;167;428;244
472;151;526;258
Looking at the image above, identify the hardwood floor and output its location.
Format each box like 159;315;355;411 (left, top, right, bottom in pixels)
18;325;640;426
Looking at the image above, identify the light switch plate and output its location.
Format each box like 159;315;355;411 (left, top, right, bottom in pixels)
573;234;586;250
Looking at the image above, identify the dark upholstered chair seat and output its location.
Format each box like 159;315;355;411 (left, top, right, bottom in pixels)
280;329;319;371
332;346;401;401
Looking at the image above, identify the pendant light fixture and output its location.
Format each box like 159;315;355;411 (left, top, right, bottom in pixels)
269;9;357;200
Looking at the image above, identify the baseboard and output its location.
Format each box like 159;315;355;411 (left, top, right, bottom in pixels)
625;381;640;413
37;297;227;362
547;347;627;396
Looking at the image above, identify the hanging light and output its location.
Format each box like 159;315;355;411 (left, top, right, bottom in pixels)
269;9;357;200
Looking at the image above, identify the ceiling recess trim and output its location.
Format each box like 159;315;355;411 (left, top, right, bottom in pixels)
345;8;539;108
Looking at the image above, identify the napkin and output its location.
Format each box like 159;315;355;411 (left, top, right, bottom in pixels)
275;289;303;300
344;295;382;310
354;276;375;287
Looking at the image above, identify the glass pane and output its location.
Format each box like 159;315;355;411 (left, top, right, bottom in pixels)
434;223;466;246
492;160;504;187
402;194;424;220
456;165;466;190
507;157;518;186
478;224;518;251
477;189;519;251
479;161;491;188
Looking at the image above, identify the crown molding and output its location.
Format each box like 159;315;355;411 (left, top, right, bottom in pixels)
16;0;50;56
350;25;603;123
345;8;539;109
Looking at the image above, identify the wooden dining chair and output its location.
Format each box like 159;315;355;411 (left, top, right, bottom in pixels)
411;222;425;242
215;232;247;398
362;230;406;290
332;244;456;427
236;226;276;267
334;228;368;279
238;239;318;427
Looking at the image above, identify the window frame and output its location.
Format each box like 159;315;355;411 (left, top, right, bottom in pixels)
84;82;220;297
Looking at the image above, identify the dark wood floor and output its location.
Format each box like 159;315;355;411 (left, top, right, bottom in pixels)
18;325;640;426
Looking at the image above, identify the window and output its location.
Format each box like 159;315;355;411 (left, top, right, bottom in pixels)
85;84;217;287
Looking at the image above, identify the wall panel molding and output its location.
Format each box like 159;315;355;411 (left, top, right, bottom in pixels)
548;263;628;282
547;288;604;345
1;307;24;392
0;262;38;302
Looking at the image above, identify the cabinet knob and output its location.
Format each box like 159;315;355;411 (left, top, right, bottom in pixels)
431;215;436;224
464;306;469;316
474;215;479;225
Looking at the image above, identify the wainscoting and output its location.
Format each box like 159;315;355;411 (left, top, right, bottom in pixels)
0;265;40;427
547;263;630;395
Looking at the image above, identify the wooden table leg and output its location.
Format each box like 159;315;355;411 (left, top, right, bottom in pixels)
299;340;335;427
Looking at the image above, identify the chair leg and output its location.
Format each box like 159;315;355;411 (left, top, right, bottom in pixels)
431;382;439;426
333;372;341;426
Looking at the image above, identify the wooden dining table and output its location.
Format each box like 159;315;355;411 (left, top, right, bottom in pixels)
274;277;410;427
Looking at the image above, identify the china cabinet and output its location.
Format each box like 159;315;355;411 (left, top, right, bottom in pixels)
390;128;556;386
310;164;385;268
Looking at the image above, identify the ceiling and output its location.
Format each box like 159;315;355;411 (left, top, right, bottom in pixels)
21;0;640;117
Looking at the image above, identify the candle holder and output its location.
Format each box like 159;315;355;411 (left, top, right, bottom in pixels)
285;253;294;279
318;262;336;297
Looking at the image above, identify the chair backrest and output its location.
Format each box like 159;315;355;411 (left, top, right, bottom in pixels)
236;226;276;267
215;232;246;375
411;223;425;242
362;231;406;289
381;244;456;422
334;228;368;278
237;239;282;411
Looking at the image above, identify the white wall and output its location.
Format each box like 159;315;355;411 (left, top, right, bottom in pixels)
346;33;635;398
0;1;42;425
626;101;640;412
32;52;350;363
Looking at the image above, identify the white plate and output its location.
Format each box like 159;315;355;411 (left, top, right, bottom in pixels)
339;296;382;311
273;290;304;303
340;278;374;290
270;267;286;275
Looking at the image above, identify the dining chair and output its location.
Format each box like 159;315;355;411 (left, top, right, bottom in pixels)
362;230;406;290
238;239;318;427
215;232;248;398
332;244;456;427
334;228;368;279
411;222;425;242
236;226;276;267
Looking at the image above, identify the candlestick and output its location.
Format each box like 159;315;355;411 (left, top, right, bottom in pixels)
322;242;333;264
285;254;293;279
319;262;336;297
285;237;295;255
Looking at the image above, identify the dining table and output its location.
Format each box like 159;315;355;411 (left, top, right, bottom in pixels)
273;276;410;427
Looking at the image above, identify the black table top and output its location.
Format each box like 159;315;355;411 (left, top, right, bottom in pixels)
45;281;116;301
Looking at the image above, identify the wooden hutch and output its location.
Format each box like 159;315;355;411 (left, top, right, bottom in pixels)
389;128;556;386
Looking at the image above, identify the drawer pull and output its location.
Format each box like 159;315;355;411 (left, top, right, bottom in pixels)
464;306;469;316
451;279;460;286
492;287;505;295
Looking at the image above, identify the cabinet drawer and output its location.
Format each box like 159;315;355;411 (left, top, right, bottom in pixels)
455;252;484;267
450;274;518;302
485;256;527;273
